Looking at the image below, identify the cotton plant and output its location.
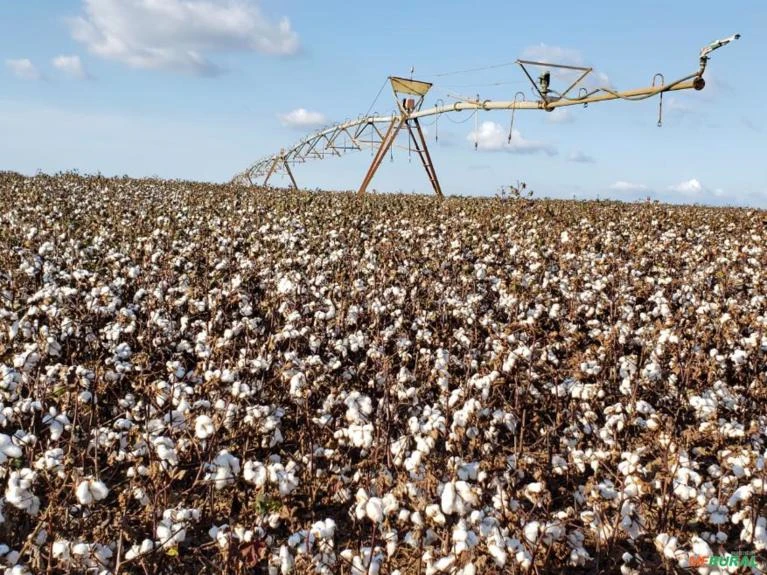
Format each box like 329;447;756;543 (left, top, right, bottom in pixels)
2;172;767;573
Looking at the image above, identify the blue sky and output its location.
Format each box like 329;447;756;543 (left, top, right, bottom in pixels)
1;1;765;205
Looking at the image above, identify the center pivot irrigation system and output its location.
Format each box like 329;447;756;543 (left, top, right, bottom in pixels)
233;35;740;196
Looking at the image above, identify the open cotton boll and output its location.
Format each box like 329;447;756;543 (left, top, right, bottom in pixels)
124;539;155;560
523;482;545;504
425;504;446;526
51;540;70;561
194;414;215;439
0;434;22;462
6;469;40;515
487;539;508;567
289;372;306;398
75;478;109;506
244;460;268;488
433;555;455;572
366;498;384;523
739;516;767;550
310;518;336;542
523;521;540;544
277;276;296;295
206;450;241;490
279;545;294;574
654;533;679;559
441;482;456;515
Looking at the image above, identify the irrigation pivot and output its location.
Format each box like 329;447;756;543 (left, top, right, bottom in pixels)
234;34;740;195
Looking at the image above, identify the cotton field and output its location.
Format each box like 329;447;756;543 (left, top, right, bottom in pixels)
1;172;767;574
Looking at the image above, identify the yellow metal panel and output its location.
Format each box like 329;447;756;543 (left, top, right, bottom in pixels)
390;76;432;97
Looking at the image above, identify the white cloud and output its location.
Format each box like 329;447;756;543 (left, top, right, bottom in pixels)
520;43;611;91
278;108;327;129
610;181;648;192
68;0;300;75
5;58;42;80
546;108;574;124
668;178;705;195
468;121;556;156
568;151;595;164
52;55;88;79
665;96;693;117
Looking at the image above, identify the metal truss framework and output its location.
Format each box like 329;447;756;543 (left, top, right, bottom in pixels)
233;35;739;195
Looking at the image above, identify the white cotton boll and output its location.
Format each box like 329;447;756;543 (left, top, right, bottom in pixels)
244;461;268;488
43;410;70;441
741;516;767;550
52;540;70;560
425;504;446;525
441;482;456;515
366;498;384;523
434;555;455;572
76;478;109;506
208;450;241;490
523;522;540;544
153;436;179;466
515;546;533;571
210;525;231;549
727;485;753;508
730;349;747;366
71;543;90;556
277;276;296;295
0;434;23;462
688;536;713;567
6;469;40;515
289;372;306;398
382;493;399;516
311;518;336;541
456;461;479;481
551;455;568;475
279;545;294;574
487;541;507;567
125;539;155;560
618;452;640;476
706;499;728;525
195;415;215;439
384;530;398;557
346;424;374;448
367;553;383;575
340;549;354;562
523;482;545;503
642;361;662;381
580;360;601;375
654;534;678;559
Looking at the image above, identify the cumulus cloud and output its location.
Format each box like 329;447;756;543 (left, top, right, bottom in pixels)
546;108;574;124
5;58;42;80
667;178;725;197
665;97;693;117
68;0;300;75
568;151;595;164
52;55;89;79
668;178;703;195
521;43;610;90
610;181;648;193
278;108;327;129
468;122;556;156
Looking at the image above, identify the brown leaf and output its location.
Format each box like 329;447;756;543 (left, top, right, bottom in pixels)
239;540;266;567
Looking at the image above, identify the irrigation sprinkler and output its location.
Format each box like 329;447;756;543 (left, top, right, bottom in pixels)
233;34;740;195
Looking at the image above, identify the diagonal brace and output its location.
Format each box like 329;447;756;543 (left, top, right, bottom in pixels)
357;116;407;195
